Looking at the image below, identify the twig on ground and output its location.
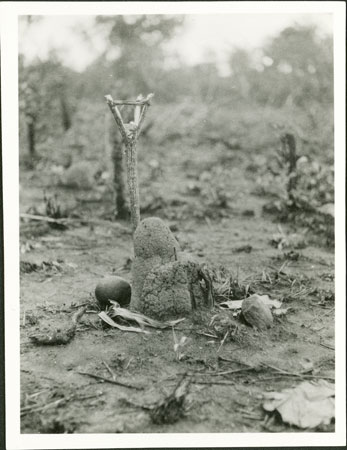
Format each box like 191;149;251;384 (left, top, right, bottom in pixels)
119;397;154;411
125;357;133;370
21;213;67;224
193;380;235;386
77;371;143;390
102;361;117;380
26;389;50;400
260;362;331;379
247;373;335;383
217;355;251;366
21;397;68;416
214;367;258;377
21;392;103;416
241;412;264;420
260;362;290;374
217;329;230;354
196;331;218;339
319;342;335;351
320;307;335;317
20;213;131;233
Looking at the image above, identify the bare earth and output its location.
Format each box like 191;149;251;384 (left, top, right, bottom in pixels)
19;140;334;433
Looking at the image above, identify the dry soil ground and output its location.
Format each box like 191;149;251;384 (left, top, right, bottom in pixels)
19;139;335;433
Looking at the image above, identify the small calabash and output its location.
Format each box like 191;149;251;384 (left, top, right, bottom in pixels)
95;276;131;309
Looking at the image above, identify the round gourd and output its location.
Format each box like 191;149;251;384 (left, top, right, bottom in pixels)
95;276;131;309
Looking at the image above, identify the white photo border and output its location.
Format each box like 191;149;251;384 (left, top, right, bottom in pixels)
1;2;345;449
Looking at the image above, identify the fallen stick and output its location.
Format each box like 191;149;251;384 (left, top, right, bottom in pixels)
102;360;117;380
260;362;331;379
20;213;131;232
214;367;258;377
195;331;218;339
77;371;143;390
217;329;229;354
241;413;263;420
21;392;103;416
320;342;335;351
21;213;67;224
193;380;235;386
21;397;67;416
119;397;154;411
248;373;335;383
217;355;250;365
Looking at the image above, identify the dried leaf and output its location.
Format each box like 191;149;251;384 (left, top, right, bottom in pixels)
98;311;150;334
100;306;185;334
220;294;281;310
272;307;291;317
220;299;243;310
109;306;185;329
263;380;335;428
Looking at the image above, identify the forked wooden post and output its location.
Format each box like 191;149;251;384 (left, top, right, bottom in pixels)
105;93;154;233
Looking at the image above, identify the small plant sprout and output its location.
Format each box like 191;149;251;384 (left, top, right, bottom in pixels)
172;327;188;361
105;93;154;233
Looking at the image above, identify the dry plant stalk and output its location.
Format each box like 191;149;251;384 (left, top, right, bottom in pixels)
105;93;154;232
149;373;191;424
280;132;297;202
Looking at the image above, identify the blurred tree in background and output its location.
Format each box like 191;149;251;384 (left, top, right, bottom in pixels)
229;25;333;109
19;17;333;166
80;15;184;100
18;16;334;241
19;53;81;163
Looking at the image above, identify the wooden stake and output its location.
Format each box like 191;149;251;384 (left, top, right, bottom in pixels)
105;93;154;233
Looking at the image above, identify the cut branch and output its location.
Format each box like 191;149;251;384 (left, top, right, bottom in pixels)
125;140;140;231
108;93;154;107
105;92;154;233
105;95;128;143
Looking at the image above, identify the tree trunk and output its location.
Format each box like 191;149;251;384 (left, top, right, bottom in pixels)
281;133;297;201
27;116;36;164
60;95;72;131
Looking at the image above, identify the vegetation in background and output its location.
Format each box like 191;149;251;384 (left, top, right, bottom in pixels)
19;17;334;244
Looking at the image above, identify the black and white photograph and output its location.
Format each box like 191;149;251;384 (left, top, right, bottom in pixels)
1;1;346;448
